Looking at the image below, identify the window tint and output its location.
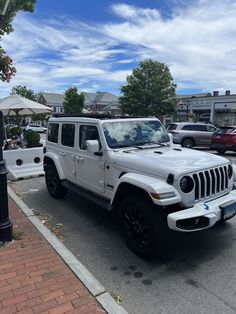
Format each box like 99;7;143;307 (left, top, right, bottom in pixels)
182;125;194;130
48;123;59;143
194;125;207;131
79;125;100;150
167;124;177;131
215;127;236;134
182;124;206;131
61;124;75;147
206;126;217;132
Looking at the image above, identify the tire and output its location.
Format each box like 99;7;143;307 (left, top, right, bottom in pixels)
120;195;170;258
216;148;226;155
45;162;67;199
181;138;194;148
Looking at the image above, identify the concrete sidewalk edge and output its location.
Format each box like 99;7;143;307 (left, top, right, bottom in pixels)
8;186;128;314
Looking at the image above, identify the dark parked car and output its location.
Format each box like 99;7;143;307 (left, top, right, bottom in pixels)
167;122;217;148
211;126;236;154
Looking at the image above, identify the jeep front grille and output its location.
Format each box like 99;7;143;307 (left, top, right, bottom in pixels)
193;166;229;200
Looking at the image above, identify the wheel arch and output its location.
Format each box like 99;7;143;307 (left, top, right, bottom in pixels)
44;153;66;180
111;173;181;210
112;183;152;211
181;136;195;147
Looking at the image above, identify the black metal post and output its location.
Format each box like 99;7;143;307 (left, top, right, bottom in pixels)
0;111;13;243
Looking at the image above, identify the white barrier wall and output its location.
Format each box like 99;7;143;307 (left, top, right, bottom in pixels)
3;147;44;180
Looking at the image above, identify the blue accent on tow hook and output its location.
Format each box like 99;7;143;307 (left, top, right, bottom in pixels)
203;203;209;210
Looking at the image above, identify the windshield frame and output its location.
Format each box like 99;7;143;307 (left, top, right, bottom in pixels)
102;119;170;149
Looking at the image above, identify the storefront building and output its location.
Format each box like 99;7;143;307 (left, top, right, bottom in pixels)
175;91;236;126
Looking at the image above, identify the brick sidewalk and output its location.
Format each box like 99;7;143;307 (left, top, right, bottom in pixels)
0;197;106;314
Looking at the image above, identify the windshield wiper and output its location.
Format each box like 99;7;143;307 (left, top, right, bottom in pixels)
113;143;142;149
135;141;169;148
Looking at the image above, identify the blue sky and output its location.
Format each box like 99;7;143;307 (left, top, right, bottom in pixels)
1;0;236;97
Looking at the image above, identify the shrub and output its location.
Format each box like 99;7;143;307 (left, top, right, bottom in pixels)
24;130;42;148
9;126;22;137
5;127;11;138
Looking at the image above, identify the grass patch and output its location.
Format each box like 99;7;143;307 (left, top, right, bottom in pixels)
13;230;23;240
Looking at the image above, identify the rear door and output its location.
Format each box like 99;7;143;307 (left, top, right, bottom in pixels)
193;125;215;146
182;124;213;146
59;123;77;182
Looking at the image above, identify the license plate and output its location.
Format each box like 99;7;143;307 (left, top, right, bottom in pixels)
220;201;236;220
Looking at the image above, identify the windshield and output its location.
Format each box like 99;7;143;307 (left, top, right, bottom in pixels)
215;127;236;134
166;123;177;131
103;120;170;149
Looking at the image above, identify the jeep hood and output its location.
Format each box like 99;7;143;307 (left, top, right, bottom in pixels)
111;146;229;179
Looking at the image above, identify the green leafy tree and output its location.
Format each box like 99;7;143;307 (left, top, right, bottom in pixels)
120;59;177;117
63;87;85;114
0;0;36;82
11;85;37;101
11;85;39;125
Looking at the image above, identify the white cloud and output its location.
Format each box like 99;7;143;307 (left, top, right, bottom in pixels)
1;0;236;98
111;3;161;21
104;1;236;93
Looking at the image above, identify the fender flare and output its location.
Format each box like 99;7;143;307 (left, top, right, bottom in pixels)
111;172;181;206
43;152;66;180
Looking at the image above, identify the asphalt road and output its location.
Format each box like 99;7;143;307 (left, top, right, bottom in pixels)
10;150;236;314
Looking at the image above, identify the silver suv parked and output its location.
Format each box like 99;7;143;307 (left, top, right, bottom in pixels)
167;122;217;148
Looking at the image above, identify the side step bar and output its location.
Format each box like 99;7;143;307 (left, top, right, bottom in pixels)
62;181;112;211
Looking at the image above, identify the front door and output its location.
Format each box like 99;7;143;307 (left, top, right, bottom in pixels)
75;124;105;194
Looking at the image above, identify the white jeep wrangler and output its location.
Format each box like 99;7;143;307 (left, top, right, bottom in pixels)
44;114;236;257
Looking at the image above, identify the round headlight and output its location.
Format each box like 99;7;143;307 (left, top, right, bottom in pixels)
180;176;194;193
228;165;233;179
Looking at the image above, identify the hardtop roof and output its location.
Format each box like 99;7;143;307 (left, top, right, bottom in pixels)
49;113;159;124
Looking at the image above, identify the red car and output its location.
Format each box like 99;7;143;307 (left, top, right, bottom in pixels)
211;126;236;154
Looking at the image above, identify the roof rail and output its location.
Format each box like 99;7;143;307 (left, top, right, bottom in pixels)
53;113;113;119
53;113;146;119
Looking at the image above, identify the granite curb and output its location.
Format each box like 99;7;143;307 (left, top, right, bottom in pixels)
8;186;128;314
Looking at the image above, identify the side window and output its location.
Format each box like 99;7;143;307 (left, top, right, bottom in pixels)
79;125;100;150
207;126;216;132
61;124;75;147
182;125;194;130
192;124;207;131
48;123;59;143
194;125;207;131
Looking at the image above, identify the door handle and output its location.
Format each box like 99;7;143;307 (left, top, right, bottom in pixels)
60;151;66;156
75;156;84;161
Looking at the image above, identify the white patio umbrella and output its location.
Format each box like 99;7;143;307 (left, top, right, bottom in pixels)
0;94;53;116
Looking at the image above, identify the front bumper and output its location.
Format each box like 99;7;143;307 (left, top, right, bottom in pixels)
211;143;236;151
173;137;181;144
167;190;236;232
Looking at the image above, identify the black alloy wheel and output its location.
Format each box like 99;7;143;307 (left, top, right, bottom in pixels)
216;148;227;155
120;195;170;258
182;138;194;148
45;163;67;198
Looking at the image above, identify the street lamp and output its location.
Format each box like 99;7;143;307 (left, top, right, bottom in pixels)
185;99;190;121
0;0;13;244
0;111;13;244
0;0;9;21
